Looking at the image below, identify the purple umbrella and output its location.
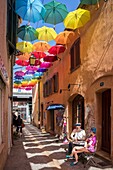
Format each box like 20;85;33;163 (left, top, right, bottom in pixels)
25;70;35;75
37;68;48;72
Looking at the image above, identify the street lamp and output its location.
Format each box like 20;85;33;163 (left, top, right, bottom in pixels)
29;54;36;66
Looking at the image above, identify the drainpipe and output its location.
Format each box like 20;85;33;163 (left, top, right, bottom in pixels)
38;81;40;129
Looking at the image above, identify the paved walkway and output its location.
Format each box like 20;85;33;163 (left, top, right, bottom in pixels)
4;124;113;170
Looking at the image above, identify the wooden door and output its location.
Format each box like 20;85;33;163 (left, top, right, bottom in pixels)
102;89;111;153
72;95;84;130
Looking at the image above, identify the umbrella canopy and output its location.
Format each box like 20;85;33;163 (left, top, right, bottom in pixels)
25;70;35;75
55;31;75;45
31;51;46;59
64;8;90;30
15;0;46;23
25;87;32;90
36;26;57;42
15;59;29;66
26;65;38;71
33;41;51;52
44;54;57;62
14;75;24;80
37;68;48;72
34;72;43;77
48;45;66;55
14;80;22;84
16;52;30;61
17;25;38;41
16;41;33;53
15;71;25;76
80;0;100;5
40;62;52;68
44;0;68;25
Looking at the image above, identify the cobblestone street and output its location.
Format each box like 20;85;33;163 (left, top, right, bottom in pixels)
4;124;113;170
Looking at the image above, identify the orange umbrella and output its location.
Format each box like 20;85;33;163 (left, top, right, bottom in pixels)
55;31;75;45
33;41;51;52
16;52;30;61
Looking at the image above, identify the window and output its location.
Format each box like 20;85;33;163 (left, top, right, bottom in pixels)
70;38;80;72
7;0;18;55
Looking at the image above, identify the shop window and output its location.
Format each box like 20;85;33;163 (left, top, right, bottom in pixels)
70;38;80;72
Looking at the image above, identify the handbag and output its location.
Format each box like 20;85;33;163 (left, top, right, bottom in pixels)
22;123;25;128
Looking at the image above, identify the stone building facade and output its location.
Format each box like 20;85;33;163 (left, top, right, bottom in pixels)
32;0;113;161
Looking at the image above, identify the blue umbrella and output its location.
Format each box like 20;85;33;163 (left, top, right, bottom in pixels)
17;25;38;41
15;0;46;23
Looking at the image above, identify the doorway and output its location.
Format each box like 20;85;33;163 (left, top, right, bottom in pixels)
72;94;84;129
50;110;54;131
102;89;111;153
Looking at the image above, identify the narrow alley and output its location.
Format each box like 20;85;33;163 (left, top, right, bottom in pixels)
4;124;113;170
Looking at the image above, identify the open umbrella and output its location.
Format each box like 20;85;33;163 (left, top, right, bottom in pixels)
40;62;52;68
14;75;24;80
55;31;75;45
44;54;57;62
64;8;90;30
26;65;38;71
15;0;46;23
25;70;35;75
36;26;57;42
16;41;33;53
33;41;51;52
80;0;100;5
31;51;46;59
44;0;68;26
17;25;38;41
15;59;29;66
16;52;30;61
48;45;66;55
15;71;25;76
37;68;48;72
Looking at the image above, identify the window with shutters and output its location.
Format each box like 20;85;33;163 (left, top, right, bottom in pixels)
70;38;80;72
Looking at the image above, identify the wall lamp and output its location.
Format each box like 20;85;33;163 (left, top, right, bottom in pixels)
68;83;81;90
29;54;36;66
59;89;70;94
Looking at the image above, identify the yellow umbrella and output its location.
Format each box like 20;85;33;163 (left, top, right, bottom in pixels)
55;31;75;45
64;8;90;30
33;41;51;52
16;41;33;53
36;26;57;42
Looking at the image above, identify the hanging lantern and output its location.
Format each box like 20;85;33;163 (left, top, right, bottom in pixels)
29;54;36;66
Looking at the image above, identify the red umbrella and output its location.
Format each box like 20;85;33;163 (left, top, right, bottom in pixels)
44;54;58;62
40;62;53;68
48;45;66;55
15;60;29;66
31;52;46;59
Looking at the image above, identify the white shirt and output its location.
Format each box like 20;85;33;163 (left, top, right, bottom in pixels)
71;129;86;141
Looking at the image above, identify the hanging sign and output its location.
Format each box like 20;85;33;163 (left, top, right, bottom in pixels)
0;55;8;82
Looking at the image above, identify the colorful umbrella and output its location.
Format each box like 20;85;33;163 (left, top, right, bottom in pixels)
35;59;41;66
15;0;46;23
44;0;68;26
31;51;46;59
16;41;33;53
15;71;25;76
80;0;100;5
48;45;66;55
14;80;22;84
44;54;57;62
37;68;48;72
14;75;24;80
64;8;90;30
55;31;75;45
40;62;52;68
21;81;29;87
34;72;43;77
16;52;30;61
25;70;35;75
26;66;38;71
17;25;38;41
25;87;32;91
13;84;22;88
36;26;57;42
33;41;51;52
15;60;29;66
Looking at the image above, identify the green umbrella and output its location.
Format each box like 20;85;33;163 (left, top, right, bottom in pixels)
44;0;68;26
80;0;100;5
17;25;38;41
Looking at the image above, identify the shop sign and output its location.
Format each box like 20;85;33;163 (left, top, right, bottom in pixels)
0;55;8;82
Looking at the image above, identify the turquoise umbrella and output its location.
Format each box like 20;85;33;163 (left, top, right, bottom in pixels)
15;0;46;23
80;0;100;5
17;25;38;41
44;0;68;26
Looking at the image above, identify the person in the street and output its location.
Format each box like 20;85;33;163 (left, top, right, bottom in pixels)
16;115;23;134
67;123;86;155
69;127;97;166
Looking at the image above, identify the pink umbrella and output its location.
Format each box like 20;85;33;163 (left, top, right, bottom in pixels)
15;71;25;76
40;62;53;68
15;60;29;66
48;45;66;55
25;87;32;90
26;65;38;71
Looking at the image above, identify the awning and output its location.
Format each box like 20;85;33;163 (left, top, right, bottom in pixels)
46;104;65;110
